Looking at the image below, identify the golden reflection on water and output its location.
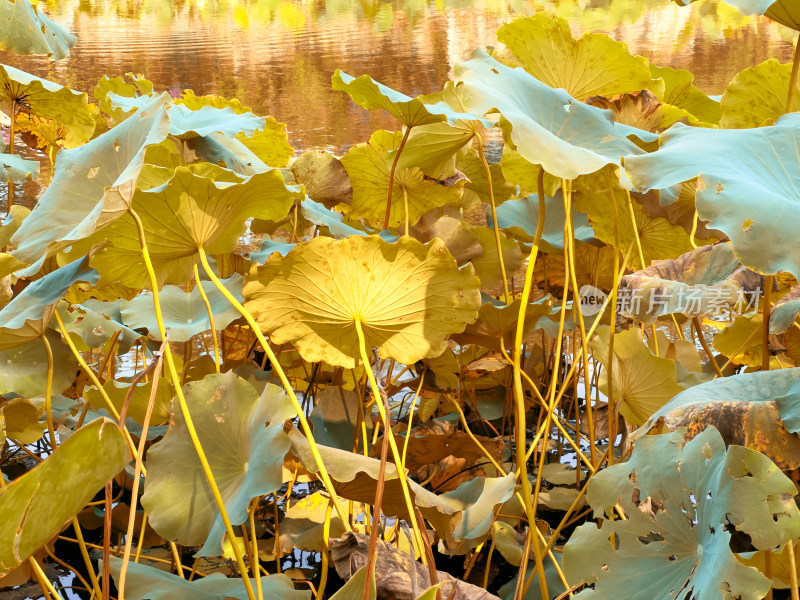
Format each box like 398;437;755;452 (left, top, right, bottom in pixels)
4;0;798;154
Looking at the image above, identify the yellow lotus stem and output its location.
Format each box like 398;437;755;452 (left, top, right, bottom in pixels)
384;126;413;230
689;210;699;250
353;317;428;563
40;332;57;449
193;264;221;373
478;139;511;304
29;556;64;600
248;501;263;600
128;208;256;600
71;516;103;598
318;499;334;599
195;245;351;531
788;542;800;600
763;275;774;372
787;34;800;114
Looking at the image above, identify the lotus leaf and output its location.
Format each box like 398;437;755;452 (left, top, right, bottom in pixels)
713;314;764;368
584;90;701;137
721;58;800;128
94;73;154;124
0;418;129;578
189;131;270;176
468;225;521;293
674;0;800;30
0;153;38;182
340;130;464;228
0;332;77;398
591;326;685;426
235;119;294;168
56;299;141;352
120;274;243;342
89;165;296;288
0;205;29;248
771;284;800;333
85;378;173;427
11;92;171;272
452;295;552;351
2;397;45;444
494;191;596;254
247;236;296;265
332;70;483;127
409;212;481;266
292;150;352;207
0;0;76;61
108;556;308;600
309;386;363;451
563;427;800;600
457;147;516;207
142;372;294;556
455;49;647;180
174;89;250;113
167;103;265;139
618;243;764;322
300;198;369;238
648;64;721;124
0;65;93;148
642;368;800;470
624;113;800;277
739;541;800;590
243;234;481;369
279;490;349;553
496;13;657;100
330;564;376;600
0;255;98;350
499;556;565;600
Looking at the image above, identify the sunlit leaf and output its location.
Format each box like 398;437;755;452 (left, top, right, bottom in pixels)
243;235;481;369
0;332;77;397
0;152;38;182
0;0;76;61
85;378;173;427
0;418;129;578
2;398;45;444
720;58;800;128
142;372;294;556
564;427;800;600
291;150;352;208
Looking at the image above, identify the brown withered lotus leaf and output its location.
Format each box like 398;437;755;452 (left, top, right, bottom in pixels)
641;368;800;470
291;150;352;208
408;210;482;266
638;183;724;240
331;532;500;600
618;243;765;322
584;90;698;136
770;284;800;334
452;295;553;351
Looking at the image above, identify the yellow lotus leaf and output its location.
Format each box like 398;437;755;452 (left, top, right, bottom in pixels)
496;12;657;100
720;58;800;129
591;326;685;426
243;235;481;368
468;225;522;294
649;64;722;125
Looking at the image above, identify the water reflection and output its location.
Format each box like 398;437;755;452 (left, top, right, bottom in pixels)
5;0;797;155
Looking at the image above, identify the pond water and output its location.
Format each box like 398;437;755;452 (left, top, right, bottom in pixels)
3;0;797;156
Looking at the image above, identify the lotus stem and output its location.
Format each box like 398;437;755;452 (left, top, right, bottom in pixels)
605;170;624;465
40;332;57;450
353;317;428;562
787;34;800;115
689;210;699;249
71;516;103;598
117;344;166;600
194;264;221;373
195;245;352;533
788;542;800;600
7;100;16;212
384;126;412;230
401;375;424;467
29;556;64;600
403;187;410;237
763;275;774;371
318;498;334;599
128;209;257;600
478;138;511;304
511;165;549;600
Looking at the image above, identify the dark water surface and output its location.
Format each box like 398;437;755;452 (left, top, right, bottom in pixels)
4;0;797;154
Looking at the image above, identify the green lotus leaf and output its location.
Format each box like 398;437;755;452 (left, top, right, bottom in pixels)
591;326;685;426
332;69;484;127
291;150;352;208
10;92;171;273
640;368;800;470
301;198;367;239
0;205;29;248
721;58;800;128
0;255;99;350
246;237;296;265
56;296;141;353
340;130;464;228
496;12;657;100
243;235;481;369
563;427;800;600
469;225;521;293
94;73;154;124
648;64;722;125
141;372;294;556
120;274;243;342
0;0;76;61
2;398;45;444
0;153;38;182
771;284;800;333
0;331;77;398
290;429;515;549
494;190;596;254
0;65;94;147
455;49;646;180
452;295;553;351
0;418;129;578
457;147;516;207
309;386;363;451
330;564;375;600
85;378;173;427
108;556;308;600
499;556;565;600
189;131;270;176
89;164;297;288
167;103;265;140
624;114;800;277
618;243;764;322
